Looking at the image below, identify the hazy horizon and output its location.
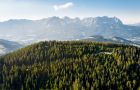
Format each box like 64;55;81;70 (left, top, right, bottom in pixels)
0;0;140;24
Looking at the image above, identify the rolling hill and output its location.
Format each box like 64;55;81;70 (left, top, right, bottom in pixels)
0;41;140;90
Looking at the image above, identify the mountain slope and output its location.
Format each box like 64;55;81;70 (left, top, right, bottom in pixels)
132;23;140;26
0;39;22;55
0;16;140;43
83;35;140;47
0;41;140;89
1;41;135;66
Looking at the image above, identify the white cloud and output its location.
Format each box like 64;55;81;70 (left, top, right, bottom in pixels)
53;2;73;11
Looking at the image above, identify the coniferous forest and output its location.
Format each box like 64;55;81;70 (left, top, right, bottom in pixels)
0;41;140;90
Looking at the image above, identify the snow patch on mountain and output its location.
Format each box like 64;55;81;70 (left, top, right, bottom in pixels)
0;16;140;44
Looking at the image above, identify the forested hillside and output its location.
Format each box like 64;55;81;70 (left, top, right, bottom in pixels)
0;41;140;90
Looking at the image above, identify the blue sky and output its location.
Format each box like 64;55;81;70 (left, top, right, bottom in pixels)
0;0;140;24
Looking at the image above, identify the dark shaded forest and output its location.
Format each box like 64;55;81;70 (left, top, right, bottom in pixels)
0;41;140;90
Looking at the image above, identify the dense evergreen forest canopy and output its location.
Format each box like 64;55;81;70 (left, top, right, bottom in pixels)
0;41;140;90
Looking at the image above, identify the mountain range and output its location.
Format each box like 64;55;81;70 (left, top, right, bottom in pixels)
0;16;140;55
0;16;140;44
